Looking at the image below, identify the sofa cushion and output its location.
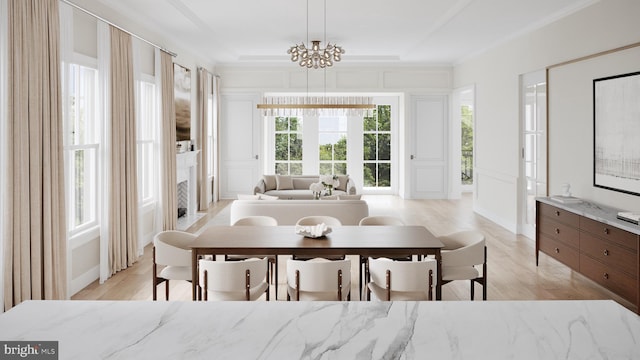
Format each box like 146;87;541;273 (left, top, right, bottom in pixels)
264;189;347;200
276;175;294;190
238;194;261;200
336;175;349;191
338;194;361;200
292;177;317;190
263;175;277;191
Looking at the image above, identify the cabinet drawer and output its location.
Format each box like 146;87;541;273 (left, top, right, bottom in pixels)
539;234;579;270
580;231;637;277
580;254;638;303
580;217;638;251
538;216;579;248
538;202;580;227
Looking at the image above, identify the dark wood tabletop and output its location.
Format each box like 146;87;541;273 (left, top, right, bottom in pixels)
191;225;444;300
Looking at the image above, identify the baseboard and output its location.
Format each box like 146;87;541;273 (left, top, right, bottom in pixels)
70;265;99;297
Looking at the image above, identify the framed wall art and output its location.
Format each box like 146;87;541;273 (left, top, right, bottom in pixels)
593;71;640;196
174;63;191;141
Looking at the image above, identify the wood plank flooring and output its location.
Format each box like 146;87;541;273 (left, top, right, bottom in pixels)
71;194;635;311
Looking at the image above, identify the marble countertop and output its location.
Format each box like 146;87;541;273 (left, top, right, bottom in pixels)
1;300;639;359
537;197;640;235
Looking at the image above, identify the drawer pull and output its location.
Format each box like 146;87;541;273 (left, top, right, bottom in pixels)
603;273;609;280
555;211;560;216
604;228;610;235
555;228;560;234
604;249;609;256
554;248;560;254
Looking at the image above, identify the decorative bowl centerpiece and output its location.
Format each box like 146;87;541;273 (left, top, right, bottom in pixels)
295;223;332;238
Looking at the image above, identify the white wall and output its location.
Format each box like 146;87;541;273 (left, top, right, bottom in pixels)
453;0;640;232
216;64;453;198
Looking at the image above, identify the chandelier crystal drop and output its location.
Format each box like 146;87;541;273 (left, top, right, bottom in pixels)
288;40;345;69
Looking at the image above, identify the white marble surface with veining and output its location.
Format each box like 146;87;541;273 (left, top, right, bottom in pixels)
0;300;639;359
537;197;640;235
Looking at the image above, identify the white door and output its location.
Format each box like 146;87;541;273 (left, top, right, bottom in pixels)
409;95;448;199
219;94;262;199
520;71;547;239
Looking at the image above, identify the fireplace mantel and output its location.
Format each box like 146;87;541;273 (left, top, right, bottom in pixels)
176;151;200;230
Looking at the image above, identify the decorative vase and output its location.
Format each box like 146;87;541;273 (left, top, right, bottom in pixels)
325;185;333;196
313;192;320;200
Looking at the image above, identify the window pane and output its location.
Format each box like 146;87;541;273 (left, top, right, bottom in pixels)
363;114;376;132
334;162;347;175
334;136;347;161
290;162;303;175
275;134;289;160
275;162;288;175
275;117;288;131
378;105;391;131
290;133;302;161
290;117;301;131
363;134;376;160
378;163;391;187
363;163;376;187
319;143;332;161
378;134;391;160
319;163;332;175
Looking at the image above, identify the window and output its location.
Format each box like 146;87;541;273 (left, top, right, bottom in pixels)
363;105;391;187
64;63;99;234
274;116;303;175
136;79;156;204
319;116;347;175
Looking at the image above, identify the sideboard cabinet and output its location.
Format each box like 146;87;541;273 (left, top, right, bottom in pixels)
536;198;640;313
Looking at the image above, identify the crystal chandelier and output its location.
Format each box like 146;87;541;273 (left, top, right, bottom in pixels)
288;40;344;69
287;0;344;69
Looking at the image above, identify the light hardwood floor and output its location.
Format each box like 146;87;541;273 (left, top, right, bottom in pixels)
71;194;635;311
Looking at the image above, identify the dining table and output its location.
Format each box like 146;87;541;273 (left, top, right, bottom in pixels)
190;225;444;300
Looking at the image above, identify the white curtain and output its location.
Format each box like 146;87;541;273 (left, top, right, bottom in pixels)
108;26;139;275
0;0;8;312
160;51;177;230
197;67;209;211
4;0;67;309
97;21;111;283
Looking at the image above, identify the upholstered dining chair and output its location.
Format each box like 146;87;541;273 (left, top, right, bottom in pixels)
153;230;197;300
358;215;412;299
286;258;351;301
439;230;487;300
198;257;269;301
367;257;437;301
294;216;344;261
228;216;279;298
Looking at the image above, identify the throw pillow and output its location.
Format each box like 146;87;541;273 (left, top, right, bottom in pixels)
336;175;349;191
276;174;294;190
237;194;260;200
263;175;277;191
338;194;361;200
259;194;279;200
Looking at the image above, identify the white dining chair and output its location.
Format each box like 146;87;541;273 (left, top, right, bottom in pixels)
439;230;487;300
294;216;344;261
286;258;351;301
199;257;269;301
153;230;197;300
367;257;437;301
358;215;412;299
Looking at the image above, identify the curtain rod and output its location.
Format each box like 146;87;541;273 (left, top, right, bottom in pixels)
60;0;178;57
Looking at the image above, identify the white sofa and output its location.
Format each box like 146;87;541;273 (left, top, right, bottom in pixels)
230;199;369;225
254;175;357;200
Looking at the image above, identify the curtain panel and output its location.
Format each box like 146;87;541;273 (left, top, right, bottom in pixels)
160;51;177;230
197;67;209;211
4;0;67;309
108;26;139;274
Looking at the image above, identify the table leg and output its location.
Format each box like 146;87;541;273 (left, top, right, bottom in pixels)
435;249;442;300
192;251;198;301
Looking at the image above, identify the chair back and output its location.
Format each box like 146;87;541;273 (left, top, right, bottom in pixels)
233;216;278;226
359;216;405;226
287;258;351;297
368;258;436;292
199;258;268;292
440;231;486;267
153;231;196;267
296;216;342;227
